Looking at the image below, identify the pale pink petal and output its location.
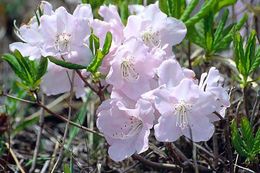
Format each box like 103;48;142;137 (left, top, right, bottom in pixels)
154;113;181;142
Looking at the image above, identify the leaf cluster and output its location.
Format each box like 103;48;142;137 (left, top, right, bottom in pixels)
2;50;48;91
231;117;260;163
233;30;260;87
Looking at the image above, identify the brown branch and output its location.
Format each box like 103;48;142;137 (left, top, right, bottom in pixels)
38;102;104;137
76;70;98;93
132;154;182;171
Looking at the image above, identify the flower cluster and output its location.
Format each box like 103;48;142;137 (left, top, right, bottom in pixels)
10;1;93;97
10;1;230;162
95;3;230;161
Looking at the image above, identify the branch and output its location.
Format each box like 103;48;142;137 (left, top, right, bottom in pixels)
132;154;182;171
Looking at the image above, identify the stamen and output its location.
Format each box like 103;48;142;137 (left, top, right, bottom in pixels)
120;57;139;81
55;33;71;53
141;28;160;47
174;100;192;129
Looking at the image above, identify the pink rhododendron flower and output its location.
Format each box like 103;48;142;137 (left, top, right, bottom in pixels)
199;67;230;121
9;1;53;60
106;37;161;100
10;3;93;98
38;4;93;98
154;79;217;142
97;99;154;161
39;5;92;63
124;3;187;51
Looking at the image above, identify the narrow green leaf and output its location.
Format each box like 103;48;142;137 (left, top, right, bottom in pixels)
36;57;48;81
48;56;86;70
233;32;245;75
252;129;260;155
102;32;112;55
87;50;104;73
204;12;214;53
240;117;255;153
231;120;249;157
185;0;216;27
187;25;205;48
181;0;199;21
235;13;248;30
82;0;88;3
213;9;229;46
64;164;71;173
159;0;168;15
215;0;237;12
245;30;256;74
250;48;260;73
89;33;100;54
13;50;34;84
2;54;26;81
119;1;129;24
67;100;89;148
173;0;182;18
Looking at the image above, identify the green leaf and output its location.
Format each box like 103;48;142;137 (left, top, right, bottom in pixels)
48;56;86;70
233;32;245;75
159;0;168;15
36;57;48;81
2;54;26;81
204;12;214;54
81;0;88;3
250;48;260;73
213;9;229;46
231;120;249;157
89;33;100;54
87;50;104;73
102;32;112;55
240;117;255;153
181;0;199;21
187;19;205;48
13;50;34;84
215;0;237;11
245;31;256;74
63;164;71;173
185;0;216;27
252;129;260;155
67;100;89;148
119;1;129;24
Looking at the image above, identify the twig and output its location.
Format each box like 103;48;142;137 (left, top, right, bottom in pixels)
165;143;183;166
5;143;26;173
30;94;45;173
224;115;234;172
2;92;103;137
40;160;50;173
213;130;219;169
38;101;103;137
132;154;182;171
243;87;250;118
51;71;75;172
133;153;212;172
250;90;260;123
188;41;192;69
76;70;98;93
2;93;36;104
213;111;225;121
48;141;59;173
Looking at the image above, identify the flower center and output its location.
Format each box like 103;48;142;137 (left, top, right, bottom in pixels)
112;116;143;140
55;33;71;53
174;100;192;129
141;28;160;47
120;57;139;81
